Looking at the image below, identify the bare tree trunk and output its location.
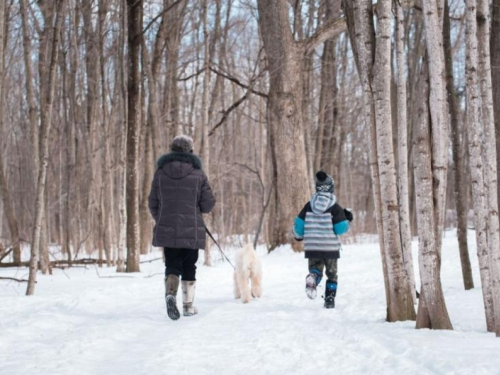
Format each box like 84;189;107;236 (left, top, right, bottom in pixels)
464;0;496;333
202;0;212;266
317;1;341;173
165;0;185;139
83;0;99;257
395;0;417;305
372;0;415;321
116;0;127;273
139;119;153;255
125;0;142;273
36;0;53;276
492;0;500;220
345;0;415;321
99;0;114;267
443;0;474;290
421;0;450;252
477;0;500;336
343;0;391;315
413;64;453;330
257;0;343;249
27;0;65;295
0;10;21;267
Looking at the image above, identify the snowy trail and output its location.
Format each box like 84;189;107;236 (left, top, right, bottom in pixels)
1;232;500;375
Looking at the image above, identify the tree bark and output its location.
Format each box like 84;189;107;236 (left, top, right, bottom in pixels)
372;0;415;321
421;0;450;253
492;0;500;222
27;0;65;295
464;0;496;333
413;64;453;330
201;0;212;265
116;0;127;273
0;0;20;266
99;0;114;267
343;0;391;315
125;0;142;273
257;0;316;250
477;0;500;336
395;0;417;305
443;0;474;291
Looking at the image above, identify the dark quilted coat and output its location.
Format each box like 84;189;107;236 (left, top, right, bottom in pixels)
148;152;215;249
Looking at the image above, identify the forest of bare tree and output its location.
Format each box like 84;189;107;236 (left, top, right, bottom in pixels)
1;0;500;337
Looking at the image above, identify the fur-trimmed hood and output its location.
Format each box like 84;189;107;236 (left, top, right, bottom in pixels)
156;152;203;169
156;152;203;180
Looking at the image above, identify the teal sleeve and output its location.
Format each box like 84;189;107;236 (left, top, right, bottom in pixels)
293;217;305;240
333;220;349;235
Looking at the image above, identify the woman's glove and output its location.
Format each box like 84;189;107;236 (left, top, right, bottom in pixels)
344;208;353;222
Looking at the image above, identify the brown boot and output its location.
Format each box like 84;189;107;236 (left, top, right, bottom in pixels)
182;280;198;316
165;275;180;320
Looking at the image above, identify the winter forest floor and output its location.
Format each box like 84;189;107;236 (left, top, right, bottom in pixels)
1;231;500;375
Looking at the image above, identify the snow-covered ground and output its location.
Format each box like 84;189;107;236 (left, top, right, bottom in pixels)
1;231;500;375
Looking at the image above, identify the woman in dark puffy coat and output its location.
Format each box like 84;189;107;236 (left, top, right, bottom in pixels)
148;135;215;320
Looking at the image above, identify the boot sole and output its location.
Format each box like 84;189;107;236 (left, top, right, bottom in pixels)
305;274;317;300
166;296;180;320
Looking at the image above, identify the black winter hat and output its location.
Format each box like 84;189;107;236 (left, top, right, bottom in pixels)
315;171;334;193
171;135;194;153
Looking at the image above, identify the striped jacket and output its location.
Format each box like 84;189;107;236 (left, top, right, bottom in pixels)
293;192;349;259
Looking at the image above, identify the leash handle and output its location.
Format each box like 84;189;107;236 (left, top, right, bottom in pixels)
205;227;236;270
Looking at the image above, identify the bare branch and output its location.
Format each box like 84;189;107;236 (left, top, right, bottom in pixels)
302;18;347;56
177;68;204;82
209;67;268;98
208;94;248;136
141;0;184;36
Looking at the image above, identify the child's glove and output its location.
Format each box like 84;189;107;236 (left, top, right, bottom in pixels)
344;208;353;222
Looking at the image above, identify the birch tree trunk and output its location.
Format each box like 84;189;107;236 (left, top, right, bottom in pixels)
36;1;52;276
413;65;453;330
477;0;500;336
421;0;450;252
464;0;495;333
395;0;417;304
99;0;114;266
27;0;65;295
116;0;127;273
343;0;391;314
443;0;474;290
372;0;415;321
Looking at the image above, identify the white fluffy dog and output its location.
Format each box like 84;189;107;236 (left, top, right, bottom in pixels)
233;244;263;303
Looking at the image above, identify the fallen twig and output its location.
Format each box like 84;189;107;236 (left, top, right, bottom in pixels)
0;258;98;268
94;265;134;278
140;257;163;264
144;272;164;278
0;276;29;283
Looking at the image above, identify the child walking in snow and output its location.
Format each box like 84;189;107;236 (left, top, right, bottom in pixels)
293;171;353;308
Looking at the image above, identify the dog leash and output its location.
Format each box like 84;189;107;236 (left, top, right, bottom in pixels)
205;227;236;270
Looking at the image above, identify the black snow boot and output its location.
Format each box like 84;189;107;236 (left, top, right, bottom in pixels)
324;283;337;309
165;275;180;320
